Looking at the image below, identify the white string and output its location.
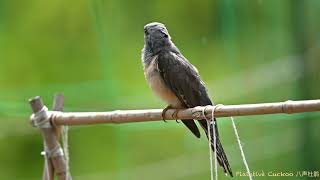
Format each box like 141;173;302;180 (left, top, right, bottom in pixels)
202;106;217;180
231;117;253;180
207;119;215;180
211;108;218;180
62;125;72;180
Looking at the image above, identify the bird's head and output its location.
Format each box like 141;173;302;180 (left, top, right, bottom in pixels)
143;22;172;53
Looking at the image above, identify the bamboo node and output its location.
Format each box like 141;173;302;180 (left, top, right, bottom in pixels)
190;106;200;119
192;111;202;119
283;100;294;114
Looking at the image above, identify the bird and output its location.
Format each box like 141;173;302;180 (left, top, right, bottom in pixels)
141;22;233;177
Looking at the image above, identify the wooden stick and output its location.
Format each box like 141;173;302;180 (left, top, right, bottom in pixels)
49;99;320;126
42;94;65;180
29;96;67;180
52;94;64;143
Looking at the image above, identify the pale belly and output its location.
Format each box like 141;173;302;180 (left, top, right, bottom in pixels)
143;57;182;108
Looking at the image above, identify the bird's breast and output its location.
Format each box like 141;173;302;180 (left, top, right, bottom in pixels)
143;56;182;107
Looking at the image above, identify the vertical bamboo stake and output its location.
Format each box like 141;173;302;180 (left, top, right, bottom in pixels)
29;96;67;180
52;94;68;178
42;94;65;180
52;94;65;143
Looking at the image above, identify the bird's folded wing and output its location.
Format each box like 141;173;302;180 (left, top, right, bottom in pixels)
157;51;212;137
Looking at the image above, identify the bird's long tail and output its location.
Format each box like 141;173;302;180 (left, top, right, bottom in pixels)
199;119;233;177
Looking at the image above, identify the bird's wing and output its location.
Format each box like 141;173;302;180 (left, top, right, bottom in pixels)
157;51;211;139
157;51;212;108
157;51;233;176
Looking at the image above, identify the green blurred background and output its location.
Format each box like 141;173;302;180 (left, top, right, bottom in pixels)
0;0;319;179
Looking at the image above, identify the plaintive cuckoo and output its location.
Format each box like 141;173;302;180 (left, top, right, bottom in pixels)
141;22;233;177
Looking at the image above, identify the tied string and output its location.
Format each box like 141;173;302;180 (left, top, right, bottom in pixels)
202;105;253;180
202;105;219;180
30;106;51;128
41;144;64;158
231;117;253;180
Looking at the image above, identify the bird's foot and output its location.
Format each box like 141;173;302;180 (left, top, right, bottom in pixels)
162;105;172;122
172;110;180;123
162;106;181;123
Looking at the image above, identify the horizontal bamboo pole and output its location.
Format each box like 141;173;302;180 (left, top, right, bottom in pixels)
50;99;320;126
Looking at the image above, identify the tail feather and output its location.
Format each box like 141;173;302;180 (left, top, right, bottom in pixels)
199;119;233;177
181;119;201;138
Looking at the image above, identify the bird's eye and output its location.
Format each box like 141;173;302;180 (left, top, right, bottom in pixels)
161;31;168;38
160;29;168;38
144;29;149;35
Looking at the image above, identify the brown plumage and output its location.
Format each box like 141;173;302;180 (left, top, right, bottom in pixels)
142;22;233;177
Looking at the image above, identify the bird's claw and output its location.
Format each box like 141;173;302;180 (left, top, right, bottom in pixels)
162;106;172;123
172;110;179;122
162;106;180;123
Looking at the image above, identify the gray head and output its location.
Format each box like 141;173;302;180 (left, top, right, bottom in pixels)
143;22;173;54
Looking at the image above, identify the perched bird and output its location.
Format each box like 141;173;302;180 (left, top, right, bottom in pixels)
141;22;233;177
